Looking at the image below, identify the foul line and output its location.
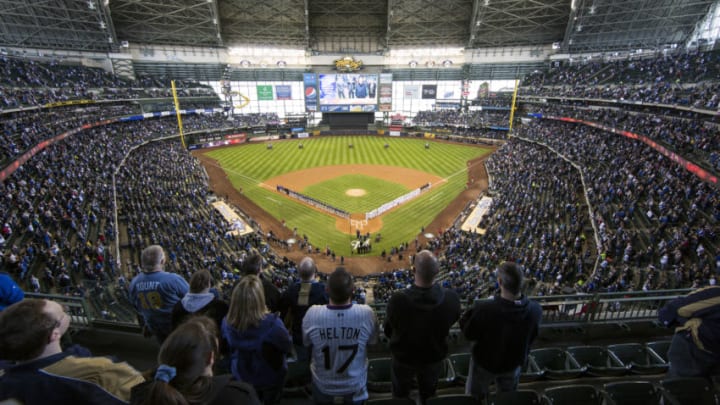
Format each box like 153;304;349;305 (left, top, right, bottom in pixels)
204;160;263;184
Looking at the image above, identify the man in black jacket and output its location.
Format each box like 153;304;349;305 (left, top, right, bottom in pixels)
460;262;542;401
383;250;461;404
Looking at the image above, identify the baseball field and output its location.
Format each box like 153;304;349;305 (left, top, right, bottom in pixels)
203;136;490;257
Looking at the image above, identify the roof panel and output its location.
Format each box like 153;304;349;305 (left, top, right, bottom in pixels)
0;0;115;52
111;0;222;47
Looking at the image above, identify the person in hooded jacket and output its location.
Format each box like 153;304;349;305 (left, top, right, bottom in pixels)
383;250;461;404
459;261;542;401
131;316;260;405
222;275;292;405
171;270;229;333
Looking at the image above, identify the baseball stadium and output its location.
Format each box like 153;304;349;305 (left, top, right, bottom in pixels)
0;0;720;403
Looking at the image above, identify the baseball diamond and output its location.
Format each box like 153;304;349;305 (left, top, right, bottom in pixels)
198;135;491;259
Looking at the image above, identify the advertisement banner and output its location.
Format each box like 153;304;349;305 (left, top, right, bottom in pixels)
224;133;247;142
477;82;489;99
275;85;292;100
440;89;456;99
378;73;393;112
303;73;318;112
257;85;274;100
422;85;437;99
404;85;420;99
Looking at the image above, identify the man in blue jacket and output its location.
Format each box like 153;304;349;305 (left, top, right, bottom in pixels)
658;285;720;377
460;261;542;401
0;271;23;310
129;245;189;343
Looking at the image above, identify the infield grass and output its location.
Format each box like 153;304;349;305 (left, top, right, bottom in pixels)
302;174;410;213
205;136;489;257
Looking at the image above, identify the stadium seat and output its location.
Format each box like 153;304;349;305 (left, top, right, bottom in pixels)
449;352;472;384
566;345;627;376
542;384;603;405
488;389;541;405
436;357;458;389
603;381;664;405
530;348;585;380
646;340;672;363
520;355;545;382
283;359;311;398
661;377;719;405
366;398;416;405
426;394;478;405
607;343;668;374
368;357;393;393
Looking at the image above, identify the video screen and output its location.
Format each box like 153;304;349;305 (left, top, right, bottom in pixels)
318;74;378;106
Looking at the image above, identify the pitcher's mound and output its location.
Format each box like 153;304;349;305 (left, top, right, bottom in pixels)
346;188;367;197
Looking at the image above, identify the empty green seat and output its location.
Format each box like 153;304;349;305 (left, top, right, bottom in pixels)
450;352;472;384
488;389;540;405
367;398;416;405
542;384;602;405
283;359;311;398
567;345;627;377
520;355;545;382
426;394;479;405
608;343;667;374
530;348;585;380
367;357;393;393
603;381;662;405
436;357;457;389
661;377;719;405
646;340;672;363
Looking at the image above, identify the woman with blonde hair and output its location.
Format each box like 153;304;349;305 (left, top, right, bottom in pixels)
130;316;260;405
222;275;292;405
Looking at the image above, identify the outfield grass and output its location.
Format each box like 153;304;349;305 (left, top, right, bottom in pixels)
302;174;410;213
205;136;489;256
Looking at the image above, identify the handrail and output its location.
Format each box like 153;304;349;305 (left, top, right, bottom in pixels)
370;288;690;329
27;288;691;333
24;293;92;329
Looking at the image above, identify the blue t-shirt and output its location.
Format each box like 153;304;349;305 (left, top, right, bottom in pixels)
129;271;188;335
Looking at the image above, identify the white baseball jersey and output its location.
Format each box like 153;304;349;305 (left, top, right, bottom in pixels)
302;303;378;398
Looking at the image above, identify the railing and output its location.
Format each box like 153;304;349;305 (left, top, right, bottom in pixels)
370;289;690;330
27;288;690;334
25;293;92;330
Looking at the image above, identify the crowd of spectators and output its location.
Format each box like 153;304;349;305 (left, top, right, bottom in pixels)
470;95;514;108
374;138;596;302
521;50;720;109
0;55;218;110
1;49;719;327
518;119;719;291
0;112;305;321
413;109;510;129
524;102;720;173
0;103;141;164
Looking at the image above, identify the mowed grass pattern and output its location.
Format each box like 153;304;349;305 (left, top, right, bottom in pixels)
205;136;489;256
302;174;409;213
